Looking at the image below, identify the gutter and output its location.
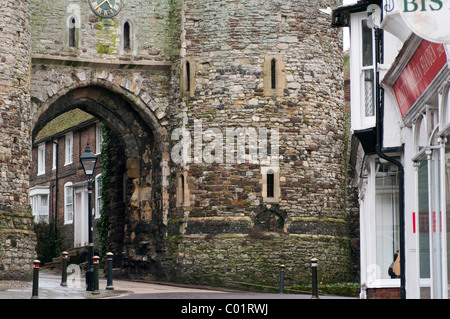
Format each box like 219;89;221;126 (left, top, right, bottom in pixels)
331;1;406;299
374;28;406;300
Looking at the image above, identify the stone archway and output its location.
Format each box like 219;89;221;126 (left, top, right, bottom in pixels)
31;83;170;279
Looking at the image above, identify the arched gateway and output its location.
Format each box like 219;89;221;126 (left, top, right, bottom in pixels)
30;63;172;278
2;0;355;287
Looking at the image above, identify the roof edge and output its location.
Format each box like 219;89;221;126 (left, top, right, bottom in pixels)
332;0;382;28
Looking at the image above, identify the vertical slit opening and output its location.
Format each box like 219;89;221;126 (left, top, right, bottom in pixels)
186;61;191;92
267;173;274;198
124;21;131;51
69;18;76;48
179;174;185;205
271;58;277;90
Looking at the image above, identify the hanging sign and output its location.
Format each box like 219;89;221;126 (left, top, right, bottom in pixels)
395;0;450;44
393;39;446;116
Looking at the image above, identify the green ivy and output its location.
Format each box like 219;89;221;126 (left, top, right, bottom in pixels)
97;124;110;260
33;222;63;265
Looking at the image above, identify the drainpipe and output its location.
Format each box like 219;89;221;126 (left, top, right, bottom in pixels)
52;139;59;234
374;28;406;299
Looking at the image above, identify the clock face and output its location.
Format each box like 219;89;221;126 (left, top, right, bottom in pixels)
89;0;122;18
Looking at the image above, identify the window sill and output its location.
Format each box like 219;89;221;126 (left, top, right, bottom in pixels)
263;197;280;204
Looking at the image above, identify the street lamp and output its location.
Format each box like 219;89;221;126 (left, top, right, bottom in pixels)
80;142;98;292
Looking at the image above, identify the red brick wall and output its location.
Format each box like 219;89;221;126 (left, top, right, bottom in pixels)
30;122;102;248
367;288;401;299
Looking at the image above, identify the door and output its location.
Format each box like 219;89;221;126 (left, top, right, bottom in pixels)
74;187;88;247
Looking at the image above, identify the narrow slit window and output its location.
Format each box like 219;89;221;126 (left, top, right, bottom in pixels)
179;174;185;204
186;61;191;92
271;58;277;90
267;172;274;198
123;21;131;51
69;18;76;48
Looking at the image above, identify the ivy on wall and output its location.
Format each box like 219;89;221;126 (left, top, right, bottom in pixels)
97;124;110;260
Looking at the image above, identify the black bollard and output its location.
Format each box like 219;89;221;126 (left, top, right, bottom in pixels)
279;264;285;294
60;251;69;287
92;256;100;295
106;252;114;290
311;257;319;299
31;260;40;299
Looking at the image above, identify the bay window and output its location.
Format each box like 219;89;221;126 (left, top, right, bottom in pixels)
350;13;377;129
30;186;50;223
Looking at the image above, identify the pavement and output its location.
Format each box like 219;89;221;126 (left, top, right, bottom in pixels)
0;270;225;299
0;270;357;300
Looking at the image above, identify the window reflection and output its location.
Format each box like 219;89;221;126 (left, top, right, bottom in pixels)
375;158;399;280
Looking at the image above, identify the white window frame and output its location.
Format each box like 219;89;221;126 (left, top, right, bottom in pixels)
65;132;73;165
37;143;46;176
29;186;50;223
52;142;57;170
96;123;103;155
95;174;102;219
363;156;401;289
350;12;377;130
64;182;74;224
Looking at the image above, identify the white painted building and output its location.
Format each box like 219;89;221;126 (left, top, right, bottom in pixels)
333;0;450;299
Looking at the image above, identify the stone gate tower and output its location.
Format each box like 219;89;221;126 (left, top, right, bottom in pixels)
0;0;37;280
163;0;352;287
24;0;351;288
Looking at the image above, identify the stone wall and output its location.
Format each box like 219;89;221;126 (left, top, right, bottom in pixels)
26;0;355;288
0;211;36;280
164;234;350;288
0;1;32;212
29;0;175;278
31;0;179;61
162;0;353;287
0;0;37;279
176;0;346;220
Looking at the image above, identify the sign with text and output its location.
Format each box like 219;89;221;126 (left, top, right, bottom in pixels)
393;40;447;117
395;0;450;43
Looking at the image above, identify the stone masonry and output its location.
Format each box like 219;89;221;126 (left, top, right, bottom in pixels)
162;0;351;288
0;0;37;280
3;0;354;288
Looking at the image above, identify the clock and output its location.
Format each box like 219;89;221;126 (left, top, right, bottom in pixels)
89;0;123;18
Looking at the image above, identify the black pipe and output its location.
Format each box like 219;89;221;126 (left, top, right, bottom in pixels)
52;139;58;234
374;28;406;299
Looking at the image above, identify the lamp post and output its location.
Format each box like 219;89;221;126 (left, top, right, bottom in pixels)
80;142;98;292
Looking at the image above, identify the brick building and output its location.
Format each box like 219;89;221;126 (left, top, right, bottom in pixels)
30;109;103;250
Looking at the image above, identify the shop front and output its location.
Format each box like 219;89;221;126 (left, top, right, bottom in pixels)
383;35;450;298
333;0;450;298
